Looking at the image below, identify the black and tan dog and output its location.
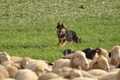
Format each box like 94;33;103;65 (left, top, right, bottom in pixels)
56;22;82;46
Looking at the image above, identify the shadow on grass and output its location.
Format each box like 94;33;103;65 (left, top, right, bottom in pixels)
2;44;57;49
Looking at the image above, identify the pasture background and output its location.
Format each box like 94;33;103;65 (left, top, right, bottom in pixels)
0;0;119;62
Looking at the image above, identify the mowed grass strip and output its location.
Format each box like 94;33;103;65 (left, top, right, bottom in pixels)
0;0;119;62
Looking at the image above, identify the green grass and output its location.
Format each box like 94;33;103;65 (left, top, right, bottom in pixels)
0;0;120;62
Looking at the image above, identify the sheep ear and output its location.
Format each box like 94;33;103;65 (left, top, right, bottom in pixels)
92;53;99;59
108;46;117;53
44;67;52;72
66;53;75;59
1;53;9;61
91;58;98;64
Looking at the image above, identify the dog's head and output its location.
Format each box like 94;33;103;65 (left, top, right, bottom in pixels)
56;22;67;36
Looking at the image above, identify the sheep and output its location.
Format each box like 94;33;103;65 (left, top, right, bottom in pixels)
110;68;120;72
1;61;19;78
49;77;69;80
108;46;120;67
88;69;108;77
10;56;22;62
117;64;120;68
51;67;74;74
95;47;109;58
63;48;99;60
15;57;53;69
38;72;59;80
0;52;24;65
82;48;98;59
80;70;97;79
86;55;110;72
53;51;89;69
58;69;82;79
14;57;35;69
1;78;16;80
0;52;24;69
0;52;11;64
13;69;38;80
25;60;52;77
0;65;9;79
47;69;83;80
62;49;75;59
71;77;98;80
0;54;23;68
98;70;120;80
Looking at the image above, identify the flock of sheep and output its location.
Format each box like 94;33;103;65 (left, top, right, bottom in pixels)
0;45;120;80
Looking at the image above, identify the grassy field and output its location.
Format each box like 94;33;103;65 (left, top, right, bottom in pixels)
0;0;120;62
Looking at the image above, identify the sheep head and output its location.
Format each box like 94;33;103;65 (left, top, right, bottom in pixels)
32;66;51;77
68;51;89;69
15;57;33;69
0;52;11;63
98;56;110;71
111;46;120;62
95;47;108;56
92;55;110;71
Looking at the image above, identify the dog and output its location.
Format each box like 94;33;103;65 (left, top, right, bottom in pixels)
56;22;82;46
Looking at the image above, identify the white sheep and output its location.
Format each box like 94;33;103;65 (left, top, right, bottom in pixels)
14;57;35;69
44;69;82;80
49;77;69;80
51;67;74;74
87;55;110;71
58;69;82;79
38;72;59;80
10;56;22;62
53;51;89;69
1;78;16;80
88;69;108;77
95;47;109;58
15;57;52;69
13;69;38;80
71;77;98;80
25;60;52;77
1;61;19;78
108;46;120;66
98;70;120;80
80;70;97;79
0;52;11;64
110;68;120;72
0;65;9;79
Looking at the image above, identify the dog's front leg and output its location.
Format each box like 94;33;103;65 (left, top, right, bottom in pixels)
58;39;62;46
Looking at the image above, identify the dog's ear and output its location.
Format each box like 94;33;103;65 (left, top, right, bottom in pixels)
57;22;60;29
61;23;65;28
57;22;60;26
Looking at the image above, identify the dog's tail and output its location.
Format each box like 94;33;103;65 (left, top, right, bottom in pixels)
74;36;82;43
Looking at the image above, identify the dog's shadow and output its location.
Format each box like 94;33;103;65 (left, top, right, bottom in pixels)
22;44;57;49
